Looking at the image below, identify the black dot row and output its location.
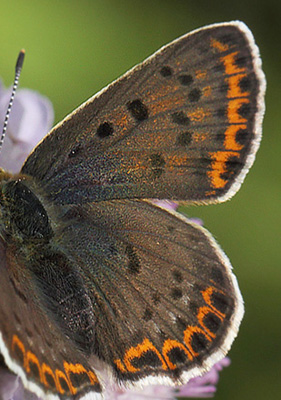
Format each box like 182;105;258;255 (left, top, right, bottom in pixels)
95;65;202;140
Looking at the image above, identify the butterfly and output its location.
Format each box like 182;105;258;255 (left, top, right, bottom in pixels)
0;21;265;399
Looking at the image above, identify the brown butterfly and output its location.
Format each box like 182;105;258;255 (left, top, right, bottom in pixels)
0;21;265;399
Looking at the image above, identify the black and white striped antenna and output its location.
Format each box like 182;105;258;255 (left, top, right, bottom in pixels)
0;49;25;151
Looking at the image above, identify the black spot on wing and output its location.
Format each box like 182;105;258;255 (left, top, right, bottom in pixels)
188;88;201;102
150;153;165;168
168;347;189;365
176;316;187;330
211;292;229;314
211;267;225;285
97;122;114;138
217;107;227;118
239;102;251;119
220;156;241;181
176;131;192;147
29;361;41;381
150;153;165;178
45;371;57;390
160;66;173;77
203;313;221;334
213;63;225;73
171;288;183;300
126;244;141;274
152;292;161;305
239;75;251;92
131;350;163;369
235;54;248;69
191;332;209;353
68;143;82;158
143;308;153;321
58;376;69;392
68;369;95;387
218;33;235;46
171;111;190;126
178;74;193;86
236;128;250;146
172;270;183;283
127;99;148;121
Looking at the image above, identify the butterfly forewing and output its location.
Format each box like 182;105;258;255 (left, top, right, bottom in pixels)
22;21;265;205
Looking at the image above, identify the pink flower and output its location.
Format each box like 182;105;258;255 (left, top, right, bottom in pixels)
0;80;54;173
152;200;179;211
0;84;230;399
177;357;231;398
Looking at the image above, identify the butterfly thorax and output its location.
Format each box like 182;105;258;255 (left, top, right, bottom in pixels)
0;171;53;244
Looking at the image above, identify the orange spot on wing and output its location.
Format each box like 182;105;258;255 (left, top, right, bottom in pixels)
147;84;172;100
11;334;99;394
228;98;250;123
114;287;230;376
63;362;99;393
193;132;207;142
203;86;212;97
211;38;229;52
220;52;245;75
188;108;210;122
42;362;58;390
111;110;130;131
205;190;216;196
201;287;226;319
12;334;25;359
197;306;223;339
114;359;127;373
123;338;167;373
56;369;73;394
162;339;193;369
196;70;207;79
207;150;238;189
149;89;184;116
166;154;188;173
227;74;249;98
224;124;246;151
25;351;43;381
183;326;212;357
87;370;100;385
147;84;177;107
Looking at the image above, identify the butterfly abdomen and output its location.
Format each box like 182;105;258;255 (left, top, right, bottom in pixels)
0;174;97;354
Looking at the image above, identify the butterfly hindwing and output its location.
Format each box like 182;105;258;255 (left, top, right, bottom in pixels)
56;200;243;386
22;21;265;205
0;196;243;396
0;236;102;399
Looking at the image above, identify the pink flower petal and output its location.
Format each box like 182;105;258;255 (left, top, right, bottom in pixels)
0;81;54;173
153;200;179;211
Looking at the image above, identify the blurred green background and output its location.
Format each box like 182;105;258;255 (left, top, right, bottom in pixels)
0;1;280;399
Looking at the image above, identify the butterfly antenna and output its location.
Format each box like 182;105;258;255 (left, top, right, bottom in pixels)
0;49;25;151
